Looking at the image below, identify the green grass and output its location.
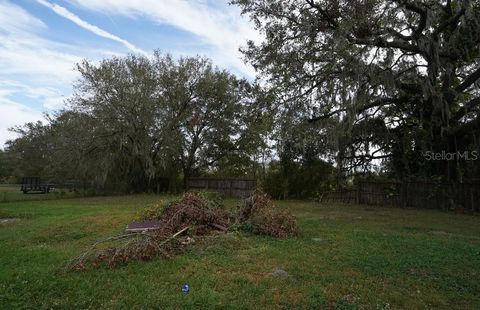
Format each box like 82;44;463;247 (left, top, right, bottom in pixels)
0;184;20;192
0;195;479;309
0;184;80;203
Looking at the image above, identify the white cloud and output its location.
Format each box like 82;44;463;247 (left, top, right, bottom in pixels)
0;80;66;110
36;0;147;55
0;80;64;148
0;0;261;147
0;1;121;146
0;1;81;85
0;0;46;32
68;0;260;77
0;42;80;85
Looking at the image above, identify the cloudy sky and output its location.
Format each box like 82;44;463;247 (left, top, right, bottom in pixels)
0;0;259;148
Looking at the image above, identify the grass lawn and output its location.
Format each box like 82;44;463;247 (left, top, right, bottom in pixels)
0;184;79;203
0;195;479;309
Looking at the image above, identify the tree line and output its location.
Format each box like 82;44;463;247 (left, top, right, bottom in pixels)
4;53;277;193
2;0;480;197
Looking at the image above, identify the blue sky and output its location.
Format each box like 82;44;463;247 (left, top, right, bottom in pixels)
0;0;259;147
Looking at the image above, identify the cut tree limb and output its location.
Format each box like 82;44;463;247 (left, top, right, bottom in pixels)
210;223;228;232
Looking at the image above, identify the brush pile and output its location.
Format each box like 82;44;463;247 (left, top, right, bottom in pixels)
237;190;299;238
157;192;229;236
59;192;229;273
60;190;298;273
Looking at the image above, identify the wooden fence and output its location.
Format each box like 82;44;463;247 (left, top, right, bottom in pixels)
320;181;480;212
319;189;357;204
187;177;256;198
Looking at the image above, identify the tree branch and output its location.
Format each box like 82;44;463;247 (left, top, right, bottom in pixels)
350;36;423;55
453;96;480;120
308;97;401;123
456;66;480;93
305;0;338;28
433;7;465;38
392;0;427;40
450;115;480;138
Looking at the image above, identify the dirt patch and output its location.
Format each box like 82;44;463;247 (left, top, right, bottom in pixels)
0;218;21;224
311;237;331;244
270;268;291;278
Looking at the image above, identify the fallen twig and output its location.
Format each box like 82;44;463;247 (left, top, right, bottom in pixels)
158;226;190;245
210;223;228;232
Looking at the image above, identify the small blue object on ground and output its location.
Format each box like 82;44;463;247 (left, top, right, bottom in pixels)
181;284;190;293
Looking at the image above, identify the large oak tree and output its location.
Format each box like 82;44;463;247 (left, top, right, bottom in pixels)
234;0;480;181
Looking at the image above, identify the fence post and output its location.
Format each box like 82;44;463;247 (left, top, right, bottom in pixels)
471;188;475;212
405;181;410;208
356;182;362;204
400;182;404;208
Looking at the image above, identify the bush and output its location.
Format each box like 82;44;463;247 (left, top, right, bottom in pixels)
312;191;323;203
261;168;286;200
261;159;335;200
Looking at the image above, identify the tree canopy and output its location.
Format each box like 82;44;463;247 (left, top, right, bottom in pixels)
234;0;480;181
6;1;480;196
6;53;269;192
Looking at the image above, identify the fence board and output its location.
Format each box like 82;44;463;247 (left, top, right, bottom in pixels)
321;181;480;212
187;177;256;198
